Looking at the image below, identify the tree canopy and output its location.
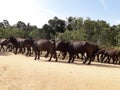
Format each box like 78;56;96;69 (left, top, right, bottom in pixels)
0;16;120;47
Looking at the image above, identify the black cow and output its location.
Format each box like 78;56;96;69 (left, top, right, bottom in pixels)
20;39;34;56
30;39;57;61
7;37;25;54
61;40;99;65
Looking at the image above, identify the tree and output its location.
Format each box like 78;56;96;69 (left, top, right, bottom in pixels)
66;16;83;31
48;16;66;34
0;22;4;28
16;21;26;30
26;23;37;31
3;20;10;27
42;24;52;39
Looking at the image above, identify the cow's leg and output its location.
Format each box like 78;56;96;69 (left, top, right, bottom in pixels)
101;55;106;63
48;50;57;62
107;57;111;64
29;48;32;56
76;54;80;59
1;45;5;52
48;53;52;61
38;51;40;60
83;56;89;64
22;47;25;54
88;57;92;65
6;45;9;52
3;46;5;52
26;48;31;56
81;53;85;60
83;53;89;64
62;51;67;60
54;51;57;62
72;54;75;63
99;54;104;62
26;48;29;56
68;53;72;63
34;51;38;60
113;56;118;64
58;51;61;57
15;47;18;54
116;56;118;64
44;51;49;58
96;53;100;62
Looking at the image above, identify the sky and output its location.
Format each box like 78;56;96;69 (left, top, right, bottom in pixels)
0;0;120;28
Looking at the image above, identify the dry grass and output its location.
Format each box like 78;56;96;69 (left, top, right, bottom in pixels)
0;52;120;90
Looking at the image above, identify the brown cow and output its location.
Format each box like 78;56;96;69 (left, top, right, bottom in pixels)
63;40;99;65
96;48;113;62
100;48;120;64
7;37;25;54
31;39;57;61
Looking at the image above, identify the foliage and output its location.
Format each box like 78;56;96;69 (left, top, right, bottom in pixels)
0;16;120;47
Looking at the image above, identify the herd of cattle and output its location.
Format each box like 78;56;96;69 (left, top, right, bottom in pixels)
0;36;120;65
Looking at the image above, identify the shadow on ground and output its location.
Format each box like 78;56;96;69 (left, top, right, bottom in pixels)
0;52;13;56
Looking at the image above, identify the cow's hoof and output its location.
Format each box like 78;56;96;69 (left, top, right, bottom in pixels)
55;60;58;62
83;61;86;64
87;63;91;65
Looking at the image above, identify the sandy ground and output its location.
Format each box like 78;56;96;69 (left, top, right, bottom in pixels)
0;52;120;90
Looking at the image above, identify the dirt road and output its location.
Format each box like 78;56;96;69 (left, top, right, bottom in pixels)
0;52;120;90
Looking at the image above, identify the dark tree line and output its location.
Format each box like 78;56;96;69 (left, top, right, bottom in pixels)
0;16;120;47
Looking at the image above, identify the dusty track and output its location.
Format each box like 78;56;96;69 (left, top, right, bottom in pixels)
0;52;120;90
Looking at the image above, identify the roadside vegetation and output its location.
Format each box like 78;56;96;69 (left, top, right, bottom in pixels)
0;16;120;47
